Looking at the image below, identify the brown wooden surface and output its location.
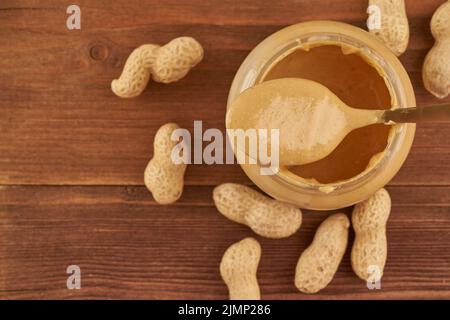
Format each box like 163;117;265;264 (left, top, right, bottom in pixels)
0;0;449;299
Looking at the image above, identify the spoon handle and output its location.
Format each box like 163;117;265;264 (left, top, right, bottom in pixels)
382;103;450;123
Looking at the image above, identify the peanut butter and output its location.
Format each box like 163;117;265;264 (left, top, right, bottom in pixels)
264;45;392;184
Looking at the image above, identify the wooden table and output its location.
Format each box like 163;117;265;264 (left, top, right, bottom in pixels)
0;0;449;300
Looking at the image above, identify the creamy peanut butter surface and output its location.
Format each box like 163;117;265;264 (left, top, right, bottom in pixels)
229;44;394;184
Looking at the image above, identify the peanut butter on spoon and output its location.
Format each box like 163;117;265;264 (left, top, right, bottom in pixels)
226;78;450;166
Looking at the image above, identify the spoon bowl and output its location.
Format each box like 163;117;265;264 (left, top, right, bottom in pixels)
227;78;450;166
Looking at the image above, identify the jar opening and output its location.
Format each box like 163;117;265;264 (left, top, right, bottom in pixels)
227;21;415;209
254;33;408;193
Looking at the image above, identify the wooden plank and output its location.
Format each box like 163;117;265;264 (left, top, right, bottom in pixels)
0;1;449;186
1;185;449;207
0;0;445;27
0;185;449;299
1;121;449;186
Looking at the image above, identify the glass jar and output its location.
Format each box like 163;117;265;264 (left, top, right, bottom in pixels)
226;21;416;210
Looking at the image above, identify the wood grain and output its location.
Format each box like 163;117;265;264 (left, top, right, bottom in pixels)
0;0;449;185
1;185;449;300
0;0;449;299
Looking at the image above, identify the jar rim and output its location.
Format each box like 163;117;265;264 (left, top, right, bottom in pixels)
226;21;416;206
